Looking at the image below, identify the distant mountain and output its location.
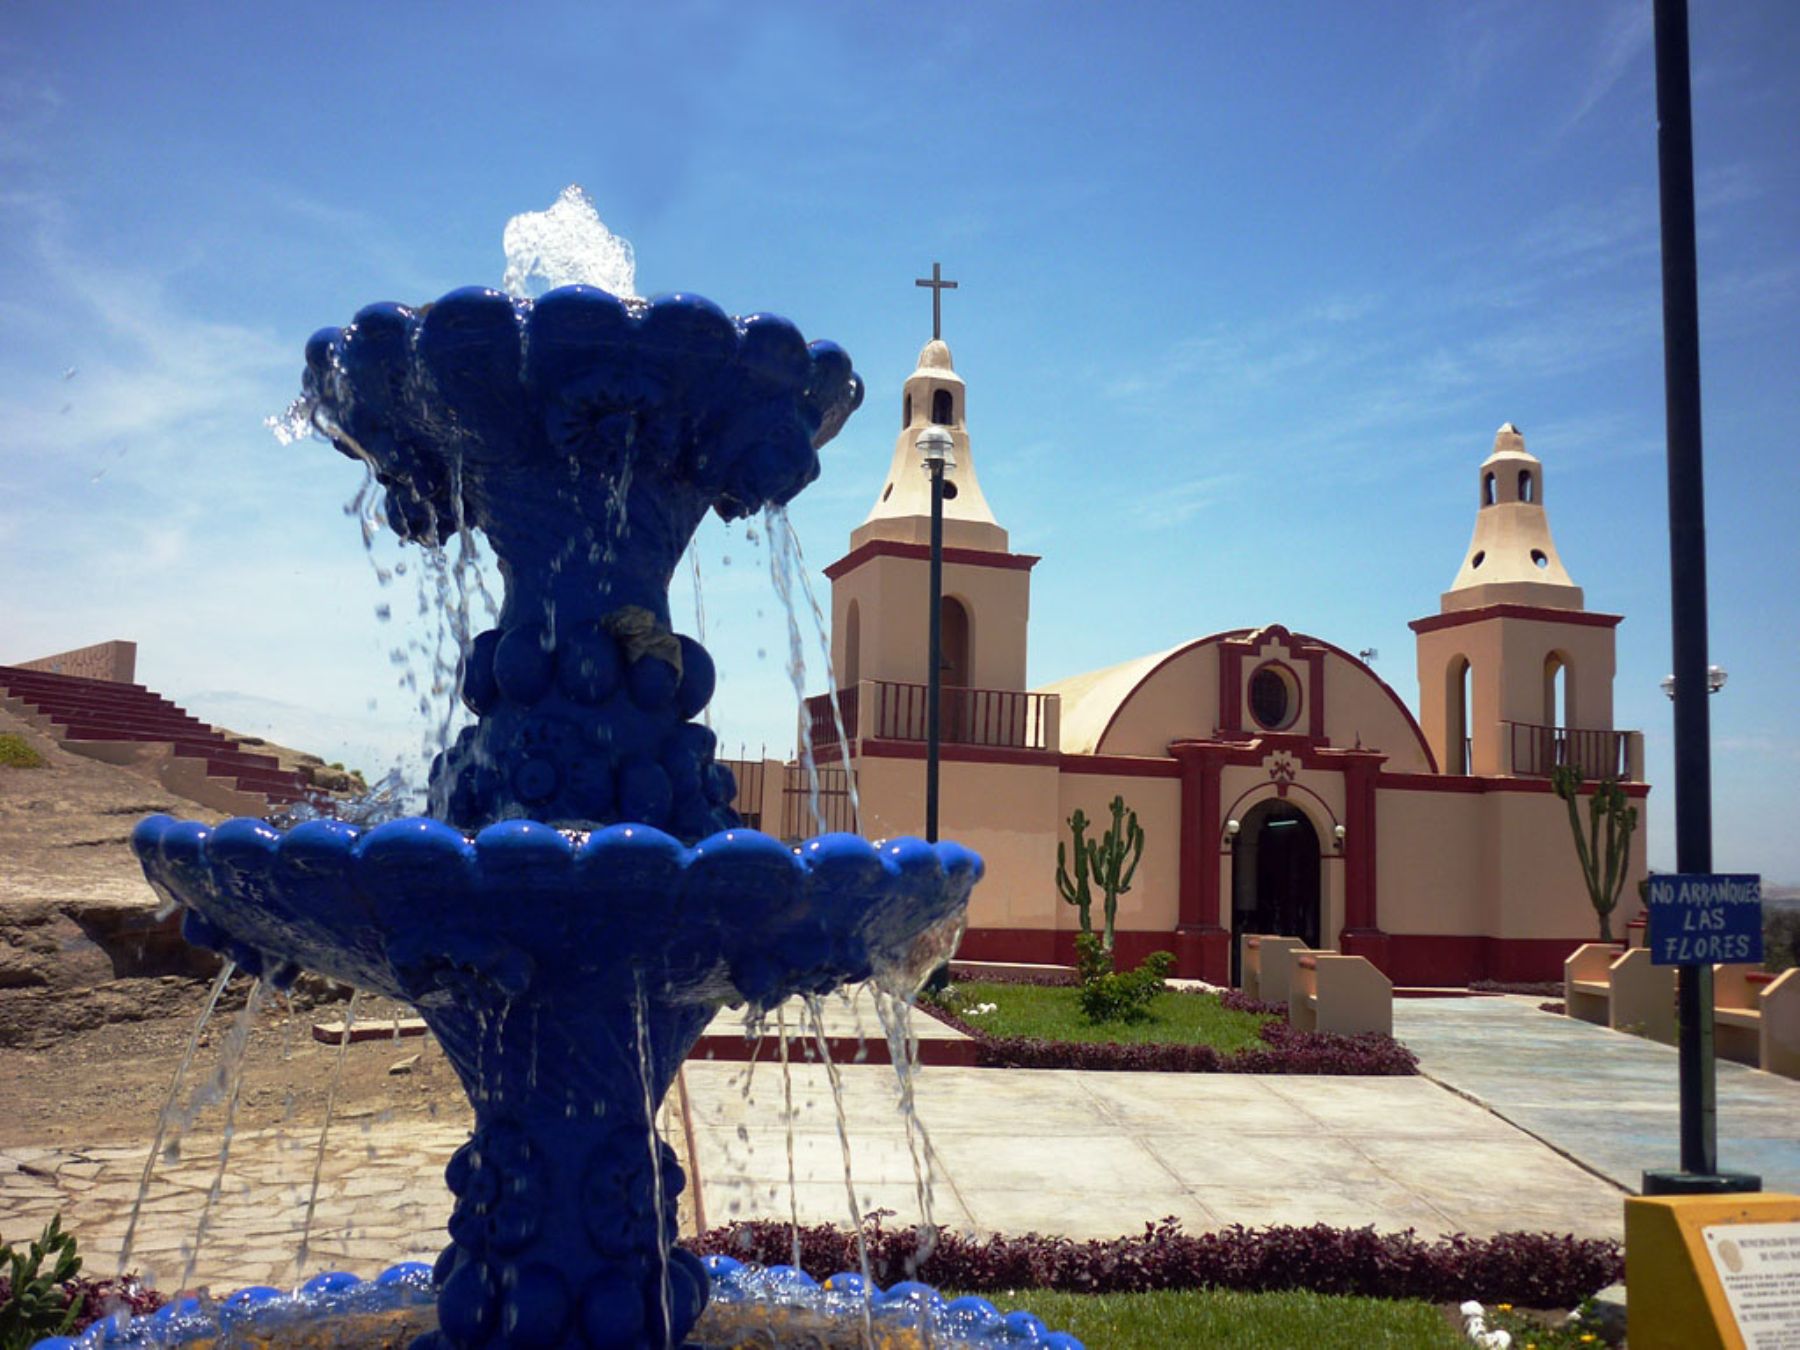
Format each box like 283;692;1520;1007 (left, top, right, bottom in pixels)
171;689;434;791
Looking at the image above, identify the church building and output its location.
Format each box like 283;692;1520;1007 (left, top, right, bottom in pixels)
785;318;1650;987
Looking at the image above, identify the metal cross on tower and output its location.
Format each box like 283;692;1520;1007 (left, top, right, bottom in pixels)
915;262;958;340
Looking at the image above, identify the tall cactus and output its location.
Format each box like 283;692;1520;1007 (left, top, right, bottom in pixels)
1055;808;1096;938
1551;765;1638;941
1055;795;1145;954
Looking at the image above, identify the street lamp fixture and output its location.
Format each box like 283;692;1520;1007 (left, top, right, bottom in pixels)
917;426;955;843
1659;665;1727;699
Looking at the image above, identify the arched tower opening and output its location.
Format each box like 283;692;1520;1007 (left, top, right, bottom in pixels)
843;600;861;688
1543;650;1571;729
1445;655;1473;774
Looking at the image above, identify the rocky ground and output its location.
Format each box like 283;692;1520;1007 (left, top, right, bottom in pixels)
0;975;469;1149
0;708;470;1148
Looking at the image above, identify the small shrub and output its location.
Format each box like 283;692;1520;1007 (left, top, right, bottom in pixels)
0;735;46;770
1764;906;1800;974
1074;933;1175;1025
685;1215;1622;1308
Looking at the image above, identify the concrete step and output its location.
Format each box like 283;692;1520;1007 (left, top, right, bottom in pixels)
47;711;213;737
0;665;150;695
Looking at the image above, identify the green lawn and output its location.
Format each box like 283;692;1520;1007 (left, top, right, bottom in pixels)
938;980;1276;1051
968;1288;1465;1348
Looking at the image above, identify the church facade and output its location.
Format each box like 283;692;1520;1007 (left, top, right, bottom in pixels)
786;337;1649;987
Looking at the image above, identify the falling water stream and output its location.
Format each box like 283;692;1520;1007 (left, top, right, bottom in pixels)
804;995;876;1348
294;989;362;1276
181;980;272;1289
117;961;237;1277
633;974;675;1350
776;1005;802;1271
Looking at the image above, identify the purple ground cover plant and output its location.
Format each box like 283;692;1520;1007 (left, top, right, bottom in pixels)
685;1216;1621;1309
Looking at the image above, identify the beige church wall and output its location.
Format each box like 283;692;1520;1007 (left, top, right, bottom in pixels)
1375;789;1487;936
1219;764;1347;945
1093;645;1221;757
1053;772;1183;935
1415;615;1618;777
1482;790;1648;941
850;751;1063;930
1372;782;1649;982
1317;651;1434;772
831;555;1031;693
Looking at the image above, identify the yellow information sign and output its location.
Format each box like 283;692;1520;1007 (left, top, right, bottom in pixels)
1626;1193;1800;1350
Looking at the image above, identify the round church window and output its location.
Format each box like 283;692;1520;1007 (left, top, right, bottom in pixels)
1248;663;1300;731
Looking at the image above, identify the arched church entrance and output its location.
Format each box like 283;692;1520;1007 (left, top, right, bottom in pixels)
1229;799;1323;985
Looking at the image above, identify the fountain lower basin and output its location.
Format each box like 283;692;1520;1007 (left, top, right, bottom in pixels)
131;816;978;1348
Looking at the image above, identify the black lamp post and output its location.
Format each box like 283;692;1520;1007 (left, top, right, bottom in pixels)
1644;0;1758;1196
918;425;955;844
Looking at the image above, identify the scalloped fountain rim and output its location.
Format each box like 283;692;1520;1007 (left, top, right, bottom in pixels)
131;815;982;1009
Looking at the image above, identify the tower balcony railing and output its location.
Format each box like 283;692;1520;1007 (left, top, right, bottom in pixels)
1504;721;1643;782
806;679;1059;753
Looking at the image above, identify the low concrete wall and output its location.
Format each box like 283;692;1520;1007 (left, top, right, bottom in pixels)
15;640;138;684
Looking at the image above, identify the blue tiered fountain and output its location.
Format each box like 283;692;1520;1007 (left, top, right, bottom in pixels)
129;286;983;1350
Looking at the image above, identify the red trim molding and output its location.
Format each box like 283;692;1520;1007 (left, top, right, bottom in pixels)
1092;624;1437;773
824;539;1041;581
1057;753;1181;778
957;926;1194;975
859;738;1058;768
1381;772;1650;798
1409;604;1623;635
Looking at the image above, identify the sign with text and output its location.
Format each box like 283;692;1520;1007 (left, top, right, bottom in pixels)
1648;873;1763;966
1702;1221;1800;1348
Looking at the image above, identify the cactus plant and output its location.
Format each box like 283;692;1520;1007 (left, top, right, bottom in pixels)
1551;766;1638;941
1055;794;1145;954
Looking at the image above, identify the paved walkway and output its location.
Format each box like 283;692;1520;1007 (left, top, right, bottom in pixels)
14;996;1728;1295
1394;996;1800;1194
684;1057;1626;1242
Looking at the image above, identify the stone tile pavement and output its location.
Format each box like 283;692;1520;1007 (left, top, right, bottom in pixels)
0;1121;460;1293
684;1059;1628;1242
1393;995;1800;1194
4;995;1693;1296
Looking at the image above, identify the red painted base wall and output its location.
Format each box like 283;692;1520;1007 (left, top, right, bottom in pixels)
957;927;1595;986
957;927;1185;973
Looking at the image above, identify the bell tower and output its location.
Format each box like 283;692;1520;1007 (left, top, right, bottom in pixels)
1411;424;1623;776
826;281;1037;697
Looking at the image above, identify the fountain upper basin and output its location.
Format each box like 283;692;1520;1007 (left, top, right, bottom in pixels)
132;815;980;1012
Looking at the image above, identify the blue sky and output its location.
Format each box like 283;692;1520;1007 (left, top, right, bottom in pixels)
2;2;1795;879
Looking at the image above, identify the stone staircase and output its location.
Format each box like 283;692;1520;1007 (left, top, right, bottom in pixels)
0;664;318;811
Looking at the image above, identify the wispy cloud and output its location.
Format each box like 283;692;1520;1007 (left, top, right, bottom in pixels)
1386;2;1527;161
1133;472;1245;529
1554;2;1653;140
0;194;293;477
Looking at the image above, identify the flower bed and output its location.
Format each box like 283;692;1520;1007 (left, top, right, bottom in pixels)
922;989;1418;1076
687;1217;1621;1310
